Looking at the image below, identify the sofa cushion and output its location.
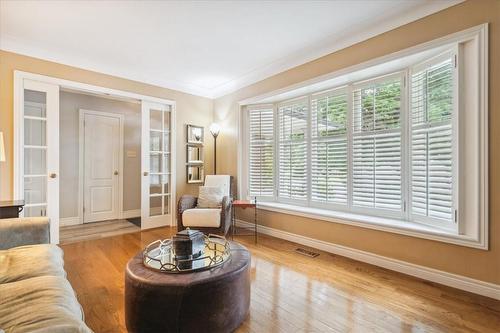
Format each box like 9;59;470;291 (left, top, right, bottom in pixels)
0;275;92;333
0;244;65;284
182;208;221;227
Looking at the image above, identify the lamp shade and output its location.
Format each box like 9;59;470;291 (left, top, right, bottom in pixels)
0;132;5;162
209;123;221;138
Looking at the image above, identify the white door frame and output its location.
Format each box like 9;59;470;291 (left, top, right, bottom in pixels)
14;71;177;243
78;109;124;224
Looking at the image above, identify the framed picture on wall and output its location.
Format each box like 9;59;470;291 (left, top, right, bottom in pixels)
187;124;204;144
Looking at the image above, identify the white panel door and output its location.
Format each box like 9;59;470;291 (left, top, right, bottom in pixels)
141;101;173;229
21;79;60;243
83;113;121;223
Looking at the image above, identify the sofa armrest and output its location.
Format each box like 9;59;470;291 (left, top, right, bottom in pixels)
0;217;50;250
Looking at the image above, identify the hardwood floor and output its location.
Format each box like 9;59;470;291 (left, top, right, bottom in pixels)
61;227;500;333
60;219;140;244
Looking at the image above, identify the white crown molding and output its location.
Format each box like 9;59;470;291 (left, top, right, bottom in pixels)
0;1;463;99
235;220;500;300
0;34;216;98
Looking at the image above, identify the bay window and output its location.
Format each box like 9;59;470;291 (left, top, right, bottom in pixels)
241;25;488;249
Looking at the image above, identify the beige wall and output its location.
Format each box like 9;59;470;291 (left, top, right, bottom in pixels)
59;91;142;218
0;50;214;207
214;0;500;284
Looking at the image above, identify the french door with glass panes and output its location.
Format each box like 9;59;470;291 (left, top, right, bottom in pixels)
19;79;60;243
141;101;174;229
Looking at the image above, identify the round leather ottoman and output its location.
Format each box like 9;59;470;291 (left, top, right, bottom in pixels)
125;241;251;333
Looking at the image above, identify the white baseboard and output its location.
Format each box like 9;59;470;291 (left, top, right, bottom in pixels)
236;220;500;300
121;209;141;219
60;216;80;226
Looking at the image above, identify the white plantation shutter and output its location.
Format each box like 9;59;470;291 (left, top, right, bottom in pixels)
352;76;403;212
243;45;471;236
410;56;455;224
278;99;308;200
248;107;274;197
311;90;348;205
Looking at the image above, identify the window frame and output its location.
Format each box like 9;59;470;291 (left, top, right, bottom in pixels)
238;24;488;250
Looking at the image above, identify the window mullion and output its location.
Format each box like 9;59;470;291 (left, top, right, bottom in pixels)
347;84;354;210
274;103;279;201
402;70;410;221
306;94;312;206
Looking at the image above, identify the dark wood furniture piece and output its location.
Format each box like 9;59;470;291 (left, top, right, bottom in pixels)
0;200;25;219
177;176;234;236
232;199;257;243
125;241;251;333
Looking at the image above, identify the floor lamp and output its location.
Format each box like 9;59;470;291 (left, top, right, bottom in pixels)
209;123;220;174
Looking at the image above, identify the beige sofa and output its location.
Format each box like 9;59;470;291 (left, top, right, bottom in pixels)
0;217;92;333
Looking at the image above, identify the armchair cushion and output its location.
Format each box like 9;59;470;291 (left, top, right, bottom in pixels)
204;175;231;197
197;186;224;208
182;208;221;228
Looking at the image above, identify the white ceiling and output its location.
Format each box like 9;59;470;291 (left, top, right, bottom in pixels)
0;0;461;99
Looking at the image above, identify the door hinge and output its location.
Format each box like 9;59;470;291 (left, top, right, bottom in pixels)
454;209;458;223
454;54;457;68
403;76;406;88
403;200;407;212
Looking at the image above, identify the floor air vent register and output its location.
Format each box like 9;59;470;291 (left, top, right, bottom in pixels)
295;248;320;258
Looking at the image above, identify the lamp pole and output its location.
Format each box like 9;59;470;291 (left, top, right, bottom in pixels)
209;123;221;175
213;135;217;174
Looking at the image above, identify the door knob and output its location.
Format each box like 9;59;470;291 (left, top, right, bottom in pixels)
143;171;149;176
49;173;57;179
114;170;119;175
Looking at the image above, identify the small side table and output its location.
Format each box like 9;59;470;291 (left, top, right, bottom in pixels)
231;198;257;243
0;200;25;219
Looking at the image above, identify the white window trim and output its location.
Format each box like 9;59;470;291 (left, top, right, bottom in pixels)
238;24;488;250
256;201;486;249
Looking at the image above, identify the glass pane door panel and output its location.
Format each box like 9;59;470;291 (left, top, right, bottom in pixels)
163;154;170;173
150;153;162;173
24;176;47;205
163;195;170;215
150;196;162;216
150;109;162;130
150;175;162;195
162;176;170;194
163;109;171;130
150;131;162;151
24;118;46;146
24;90;47;116
24;205;47;217
24;148;47;175
163;132;170;152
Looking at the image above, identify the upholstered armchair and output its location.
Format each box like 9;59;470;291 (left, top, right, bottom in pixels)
177;175;233;236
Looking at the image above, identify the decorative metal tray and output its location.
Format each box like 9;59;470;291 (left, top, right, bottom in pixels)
143;234;231;273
